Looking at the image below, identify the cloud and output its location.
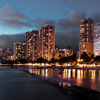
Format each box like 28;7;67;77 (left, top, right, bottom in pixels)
1;19;32;27
91;13;100;25
0;33;26;53
0;5;28;20
0;5;32;28
61;0;100;6
58;11;85;30
54;11;86;52
55;29;79;53
33;18;56;28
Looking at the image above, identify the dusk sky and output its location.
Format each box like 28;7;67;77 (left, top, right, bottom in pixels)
0;0;100;53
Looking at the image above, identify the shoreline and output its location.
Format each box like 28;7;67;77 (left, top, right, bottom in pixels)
1;65;100;70
20;65;100;70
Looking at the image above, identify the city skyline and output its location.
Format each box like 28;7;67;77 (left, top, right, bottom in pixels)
0;18;99;53
1;1;100;100
0;0;100;52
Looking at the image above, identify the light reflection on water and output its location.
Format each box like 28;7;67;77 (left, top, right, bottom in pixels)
28;68;100;92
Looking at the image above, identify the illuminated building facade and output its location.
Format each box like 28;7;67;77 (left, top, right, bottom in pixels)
0;48;12;56
0;48;12;62
79;18;94;56
14;43;26;60
52;48;73;59
26;30;39;61
7;56;13;61
40;25;55;61
94;23;100;56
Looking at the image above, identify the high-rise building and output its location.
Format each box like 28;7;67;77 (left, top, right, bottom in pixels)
0;48;12;62
40;25;55;61
26;30;39;61
94;23;100;56
13;42;26;60
0;48;12;57
79;18;94;56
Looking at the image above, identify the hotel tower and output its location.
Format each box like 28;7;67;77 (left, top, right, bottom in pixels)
26;30;39;61
14;43;26;60
79;18;94;56
40;25;55;61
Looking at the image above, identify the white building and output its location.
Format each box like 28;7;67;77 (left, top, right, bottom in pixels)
94;23;100;56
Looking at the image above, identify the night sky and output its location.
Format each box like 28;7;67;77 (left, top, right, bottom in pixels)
0;0;100;53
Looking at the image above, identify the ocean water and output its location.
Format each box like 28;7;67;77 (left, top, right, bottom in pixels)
28;68;100;92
